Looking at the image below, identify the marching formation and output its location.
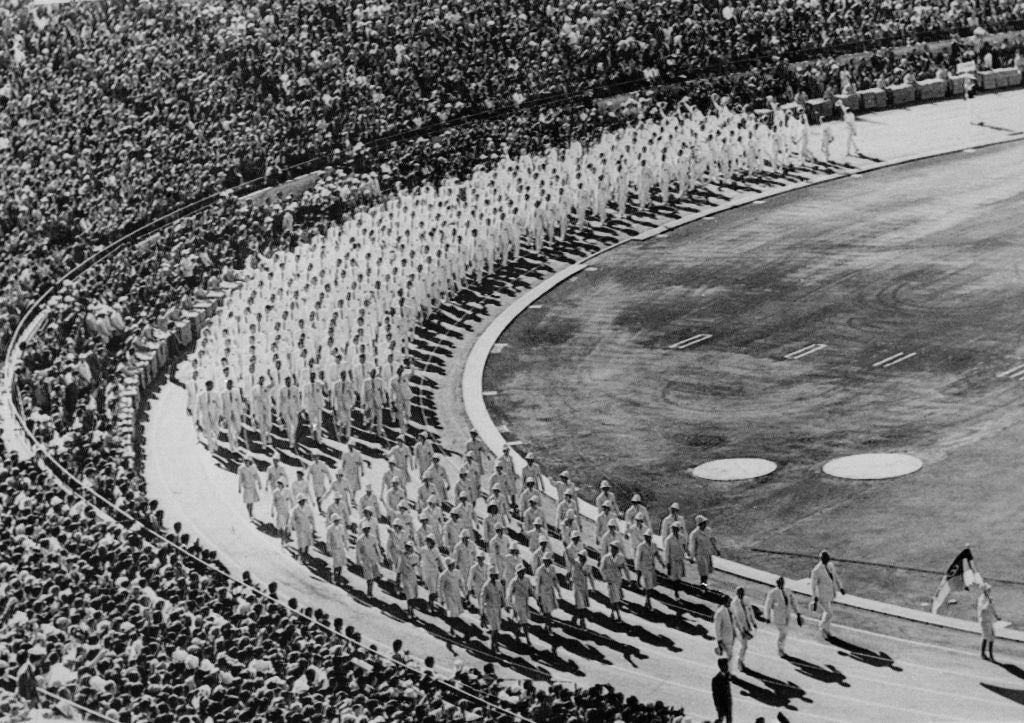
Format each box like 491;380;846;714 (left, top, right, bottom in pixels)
237;440;727;654
189;101;814;451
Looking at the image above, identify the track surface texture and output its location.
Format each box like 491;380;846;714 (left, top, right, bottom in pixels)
485;141;1024;621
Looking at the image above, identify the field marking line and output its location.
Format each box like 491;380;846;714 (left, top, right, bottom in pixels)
785;343;827;360
872;352;905;368
801;623;1024;696
1007;368;1024;380
668;333;713;350
995;363;1024;378
784;344;817;359
881;351;917;368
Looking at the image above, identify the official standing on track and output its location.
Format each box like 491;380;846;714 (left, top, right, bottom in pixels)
979;582;1001;661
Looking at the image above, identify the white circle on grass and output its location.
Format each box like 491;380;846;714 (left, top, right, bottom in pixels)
822;453;922;480
692;458;777;481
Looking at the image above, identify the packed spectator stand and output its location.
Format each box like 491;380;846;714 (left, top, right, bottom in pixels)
3;0;1024;719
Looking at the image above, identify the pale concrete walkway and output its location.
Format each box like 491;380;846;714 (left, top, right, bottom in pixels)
143;90;1024;721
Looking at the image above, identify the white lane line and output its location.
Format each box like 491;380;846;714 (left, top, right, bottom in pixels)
881;351;917;368
482;391;498;397
492;343;508;354
613;580;1020;710
872;351;916;368
872;352;905;368
1009;368;1024;380
528;304;544;309
785;344;817;359
668;333;712;350
996;363;1024;378
625;604;1020;716
785;343;827;360
628;629;981;721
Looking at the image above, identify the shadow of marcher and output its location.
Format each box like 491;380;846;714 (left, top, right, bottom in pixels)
741;666;813;709
829;635;903;671
782;654;850;687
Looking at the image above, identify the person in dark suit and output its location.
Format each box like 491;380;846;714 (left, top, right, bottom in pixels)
712;657;732;723
16;649;41;707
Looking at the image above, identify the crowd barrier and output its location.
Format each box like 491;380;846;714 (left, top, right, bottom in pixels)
918;78;948;100
889;83;917;106
981;67;1024;89
859;88;887;110
799;68;1024;122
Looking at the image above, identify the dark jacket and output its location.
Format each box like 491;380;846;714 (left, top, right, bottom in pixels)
712;669;732;716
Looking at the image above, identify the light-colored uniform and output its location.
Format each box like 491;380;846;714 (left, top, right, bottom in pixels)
634;539;661;591
665;532;687;581
288;504;316;550
481;578;506;633
730;596;756;667
599;551;628;604
810;560;843;637
689;527;717;580
325;521;348;570
978;593;999;642
439;567;465;617
238;463;261;506
764;586;800;654
356;532;382;581
714;604;735;660
507;575;533;626
535;564;559;615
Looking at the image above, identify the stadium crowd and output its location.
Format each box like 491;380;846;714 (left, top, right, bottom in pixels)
2;0;1024;718
2;0;1024;351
